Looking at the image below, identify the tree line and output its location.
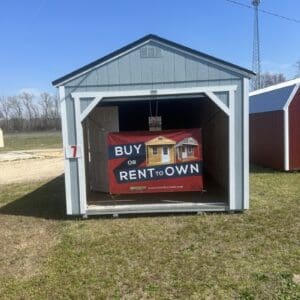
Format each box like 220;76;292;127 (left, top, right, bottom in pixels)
255;60;300;90
0;92;60;132
1;61;299;132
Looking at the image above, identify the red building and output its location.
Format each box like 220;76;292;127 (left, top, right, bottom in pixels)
250;78;300;171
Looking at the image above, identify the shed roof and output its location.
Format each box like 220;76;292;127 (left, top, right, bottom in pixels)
52;34;255;86
176;137;199;147
145;136;176;146
249;78;300;114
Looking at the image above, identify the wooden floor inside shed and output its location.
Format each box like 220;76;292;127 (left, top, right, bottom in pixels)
86;177;228;215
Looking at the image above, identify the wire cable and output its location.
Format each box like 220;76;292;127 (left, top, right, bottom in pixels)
224;0;300;24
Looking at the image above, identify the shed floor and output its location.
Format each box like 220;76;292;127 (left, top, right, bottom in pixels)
86;177;228;215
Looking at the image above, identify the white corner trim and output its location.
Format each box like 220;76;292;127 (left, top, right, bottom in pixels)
74;96;88;215
283;84;300;111
250;78;300;96
72;85;237;121
283;109;289;171
205;92;230;115
59;86;73;214
229;89;236;210
283;84;299;171
80;96;102;122
72;85;237;214
243;78;249;209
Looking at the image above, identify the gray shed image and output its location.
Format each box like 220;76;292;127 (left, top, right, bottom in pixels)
52;34;254;217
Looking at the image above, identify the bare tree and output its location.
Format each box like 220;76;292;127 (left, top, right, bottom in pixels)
39;92;54;129
19;92;35;130
0;96;11;129
52;93;60;118
8;96;23;130
295;60;300;78
0;91;61;132
260;72;286;89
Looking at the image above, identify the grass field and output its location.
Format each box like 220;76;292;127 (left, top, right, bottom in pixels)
0;131;62;152
0;169;299;298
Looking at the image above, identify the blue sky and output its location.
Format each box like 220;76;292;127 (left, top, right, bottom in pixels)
0;0;299;95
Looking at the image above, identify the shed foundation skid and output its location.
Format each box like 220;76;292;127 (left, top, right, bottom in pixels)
53;34;253;216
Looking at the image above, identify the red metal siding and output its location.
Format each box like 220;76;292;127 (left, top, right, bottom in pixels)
250;111;285;170
289;88;300;170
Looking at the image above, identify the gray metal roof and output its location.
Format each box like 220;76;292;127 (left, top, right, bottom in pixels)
250;85;296;113
249;78;300;114
176;137;199;147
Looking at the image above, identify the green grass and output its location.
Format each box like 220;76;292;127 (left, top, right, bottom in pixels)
0;169;299;299
0;131;62;152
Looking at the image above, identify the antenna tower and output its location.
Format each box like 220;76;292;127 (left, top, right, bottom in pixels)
252;0;261;90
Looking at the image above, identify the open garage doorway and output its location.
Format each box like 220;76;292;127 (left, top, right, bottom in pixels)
82;93;229;215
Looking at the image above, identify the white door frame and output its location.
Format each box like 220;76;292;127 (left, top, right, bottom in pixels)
69;85;237;215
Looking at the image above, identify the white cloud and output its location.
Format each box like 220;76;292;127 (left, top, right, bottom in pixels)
18;88;42;97
261;60;295;79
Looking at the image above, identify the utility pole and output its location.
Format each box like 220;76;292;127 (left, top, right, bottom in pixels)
252;0;261;90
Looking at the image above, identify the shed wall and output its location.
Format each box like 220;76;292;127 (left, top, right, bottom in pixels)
289;88;300;170
250;111;284;170
62;40;247;214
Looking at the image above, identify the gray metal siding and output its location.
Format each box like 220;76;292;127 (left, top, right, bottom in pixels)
63;40;246;213
80;98;94;113
65;41;239;91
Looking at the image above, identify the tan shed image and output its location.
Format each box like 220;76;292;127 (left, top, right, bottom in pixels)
176;137;199;162
145;136;176;166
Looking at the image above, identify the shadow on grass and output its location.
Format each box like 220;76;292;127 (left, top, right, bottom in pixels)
0;176;67;220
250;164;280;174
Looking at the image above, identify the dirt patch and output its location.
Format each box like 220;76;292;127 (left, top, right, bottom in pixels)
0;149;64;185
0;148;63;162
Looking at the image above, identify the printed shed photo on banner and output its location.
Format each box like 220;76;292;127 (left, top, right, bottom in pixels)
108;129;203;194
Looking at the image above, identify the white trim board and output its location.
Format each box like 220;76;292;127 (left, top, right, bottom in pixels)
73;96;88;214
228;89;236;210
250;77;300;96
86;202;228;216
59;86;73;215
283;84;300;171
72;85;236;121
243;78;249;209
70;85;237;215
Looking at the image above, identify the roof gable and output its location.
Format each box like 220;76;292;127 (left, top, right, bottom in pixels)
250;84;298;114
145;136;176;145
52;34;254;86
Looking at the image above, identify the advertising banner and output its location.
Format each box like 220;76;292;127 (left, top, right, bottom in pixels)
108;129;203;194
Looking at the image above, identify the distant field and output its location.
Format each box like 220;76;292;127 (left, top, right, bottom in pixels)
0;131;62;152
0;169;299;298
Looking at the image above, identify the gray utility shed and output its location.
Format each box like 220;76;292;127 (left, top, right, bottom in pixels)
53;34;254;217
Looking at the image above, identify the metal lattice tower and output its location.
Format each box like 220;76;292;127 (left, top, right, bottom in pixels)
252;0;261;90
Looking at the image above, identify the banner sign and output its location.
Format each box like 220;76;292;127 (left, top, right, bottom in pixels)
108;129;203;194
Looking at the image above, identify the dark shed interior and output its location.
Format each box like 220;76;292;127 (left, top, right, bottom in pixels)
84;95;229;206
